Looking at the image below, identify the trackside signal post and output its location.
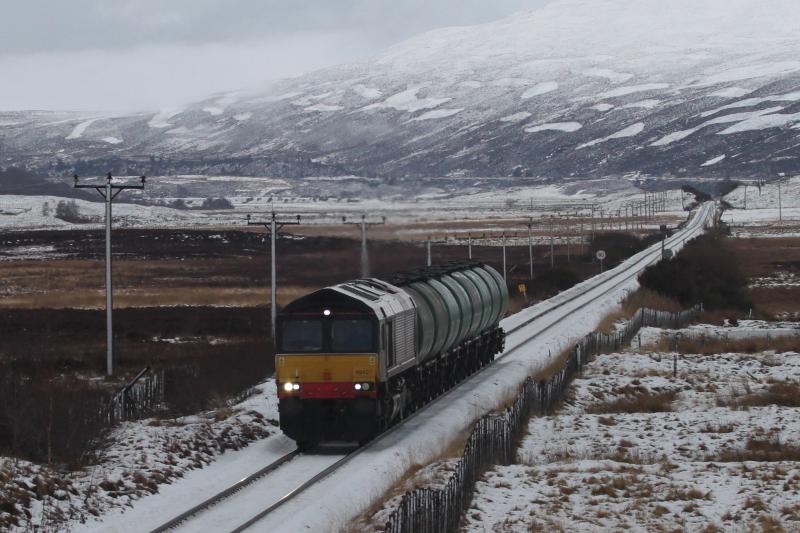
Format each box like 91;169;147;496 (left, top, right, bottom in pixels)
247;212;301;344
73;172;146;377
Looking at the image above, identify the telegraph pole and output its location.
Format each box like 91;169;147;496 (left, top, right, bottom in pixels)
468;232;473;260
73;173;145;377
501;232;507;281
343;214;386;277
743;184;748;210
427;236;432;266
526;217;534;278
778;180;783;223
549;216;555;268
247;212;301;344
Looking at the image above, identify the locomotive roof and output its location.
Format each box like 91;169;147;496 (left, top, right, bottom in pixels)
282;278;415;319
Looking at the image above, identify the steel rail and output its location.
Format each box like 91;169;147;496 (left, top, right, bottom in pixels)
230;202;715;532
501;202;712;356
149;448;300;532
505;202;711;338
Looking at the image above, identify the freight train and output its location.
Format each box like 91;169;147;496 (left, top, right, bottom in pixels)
276;262;509;448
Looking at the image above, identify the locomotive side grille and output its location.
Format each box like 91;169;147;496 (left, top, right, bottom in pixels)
393;308;417;364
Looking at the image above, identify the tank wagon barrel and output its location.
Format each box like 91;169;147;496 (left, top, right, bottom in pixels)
388;262;508;361
275;261;508;448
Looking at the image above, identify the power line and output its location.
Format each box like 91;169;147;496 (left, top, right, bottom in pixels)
73;172;146;377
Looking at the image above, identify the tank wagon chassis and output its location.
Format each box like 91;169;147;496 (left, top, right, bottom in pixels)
276;261;509;448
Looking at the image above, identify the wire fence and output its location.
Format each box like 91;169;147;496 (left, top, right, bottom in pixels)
107;368;166;423
381;303;702;533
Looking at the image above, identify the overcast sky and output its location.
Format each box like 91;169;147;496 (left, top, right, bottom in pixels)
0;0;551;112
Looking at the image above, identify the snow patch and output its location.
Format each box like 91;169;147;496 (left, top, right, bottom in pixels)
697;61;800;86
363;86;451;113
708;87;750;98
101;137;123;145
412;108;463;120
202;107;224;116
499;112;532;123
459;80;482;89
490;78;531;87
719;111;800;134
524;122;582;133
66;118;99;140
591;103;615;112
304;103;344;112
700;91;800;118
578;122;645;149
599;83;669;98
651;106;786;146
583;68;634;83
148;108;183;129
521;81;558;99
233;112;252;122
701;154;726;166
622;99;660;109
352;85;382;99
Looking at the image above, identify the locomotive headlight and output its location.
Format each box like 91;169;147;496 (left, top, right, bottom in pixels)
354;383;362;391
292;383;300;391
283;382;294;392
362;382;370;391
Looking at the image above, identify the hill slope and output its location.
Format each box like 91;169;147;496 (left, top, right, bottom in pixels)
3;0;800;180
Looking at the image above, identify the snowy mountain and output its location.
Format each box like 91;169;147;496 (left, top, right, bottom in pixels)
3;0;800;181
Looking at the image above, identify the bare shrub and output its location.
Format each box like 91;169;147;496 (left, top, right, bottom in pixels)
639;234;751;311
717;382;800;409
586;391;677;414
660;335;800;356
595;288;682;333
712;437;800;463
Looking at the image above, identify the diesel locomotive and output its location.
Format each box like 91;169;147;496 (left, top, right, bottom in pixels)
276;262;508;448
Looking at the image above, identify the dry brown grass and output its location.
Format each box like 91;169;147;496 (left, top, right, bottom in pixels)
711;437;800;463
586;391;677;414
537;346;578;382
717;381;800;409
747;287;800;319
726;238;800;279
660;335;800;356
595;288;683;333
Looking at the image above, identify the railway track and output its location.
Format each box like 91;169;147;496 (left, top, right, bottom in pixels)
149;449;300;532
150;202;715;533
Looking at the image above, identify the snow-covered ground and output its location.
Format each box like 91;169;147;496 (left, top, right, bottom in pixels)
0;203;711;532
1;381;284;532
464;325;800;532
227;204;712;532
722;176;800;237
0;179;690;234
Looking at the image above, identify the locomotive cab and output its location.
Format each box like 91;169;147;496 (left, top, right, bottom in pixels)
276;287;386;447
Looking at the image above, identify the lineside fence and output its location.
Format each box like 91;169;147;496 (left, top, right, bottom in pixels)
107;367;165;423
0;366;165;464
381;303;702;533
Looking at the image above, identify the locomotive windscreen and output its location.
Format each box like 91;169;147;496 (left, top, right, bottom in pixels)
331;319;374;352
281;319;323;352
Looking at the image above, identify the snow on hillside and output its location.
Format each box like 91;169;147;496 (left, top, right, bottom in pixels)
3;0;800;179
